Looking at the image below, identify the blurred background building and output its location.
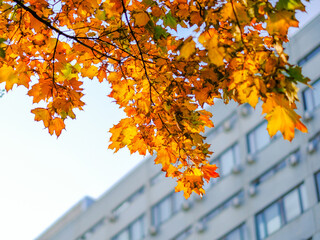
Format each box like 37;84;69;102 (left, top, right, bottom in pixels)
36;14;320;240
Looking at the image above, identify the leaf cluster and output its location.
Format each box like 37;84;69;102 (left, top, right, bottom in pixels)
0;0;309;198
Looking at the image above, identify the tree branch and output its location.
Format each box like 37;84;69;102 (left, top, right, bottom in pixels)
12;0;120;63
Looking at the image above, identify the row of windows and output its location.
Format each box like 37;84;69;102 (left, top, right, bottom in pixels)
112;170;320;240
251;150;300;188
219;223;248;240
200;191;244;225
298;44;320;66
303;79;320;112
112;215;145;240
171;226;192;240
110;126;318;239
112;187;145;216
76;218;104;240
255;183;308;240
152;191;185;228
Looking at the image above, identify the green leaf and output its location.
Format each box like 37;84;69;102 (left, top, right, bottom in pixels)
0;48;5;58
276;0;305;11
96;10;106;20
163;12;177;31
287;66;309;84
154;26;169;40
142;0;155;7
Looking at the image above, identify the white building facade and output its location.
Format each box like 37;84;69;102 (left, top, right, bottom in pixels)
37;14;320;240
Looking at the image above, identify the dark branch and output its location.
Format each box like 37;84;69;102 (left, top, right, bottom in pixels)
12;0;120;63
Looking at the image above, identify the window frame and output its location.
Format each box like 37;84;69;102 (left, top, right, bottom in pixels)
315;171;320;202
200;190;244;225
205;142;240;189
298;44;320;66
247;121;270;154
255;183;307;240
251;150;300;187
112;215;145;240
151;191;185;228
112;186;145;216
218;223;248;240
303;78;320;111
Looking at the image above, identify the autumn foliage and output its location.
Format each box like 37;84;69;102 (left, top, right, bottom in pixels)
0;0;309;198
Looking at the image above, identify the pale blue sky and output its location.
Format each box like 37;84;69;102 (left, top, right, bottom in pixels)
0;1;320;239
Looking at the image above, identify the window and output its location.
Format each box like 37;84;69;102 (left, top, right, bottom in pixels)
308;132;320;153
219;223;248;240
112;187;144;216
152;191;185;227
247;121;281;154
112;215;145;240
303;79;320;111
76;218;105;240
219;144;240;176
255;184;308;240
298;44;320;66
171;226;192;240
315;171;320;201
150;171;166;186
200;191;244;225
251;150;300;187
204;144;240;190
207;112;238;138
247;121;270;154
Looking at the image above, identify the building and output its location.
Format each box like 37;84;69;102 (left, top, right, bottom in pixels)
36;14;320;240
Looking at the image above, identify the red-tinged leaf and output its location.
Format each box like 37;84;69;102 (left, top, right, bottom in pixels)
202;164;219;183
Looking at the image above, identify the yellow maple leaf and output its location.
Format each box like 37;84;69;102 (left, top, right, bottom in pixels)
31;108;51;128
178;37;196;60
262;94;307;140
0;64;31;91
267;10;299;37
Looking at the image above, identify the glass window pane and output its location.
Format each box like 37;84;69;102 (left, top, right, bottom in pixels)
240;224;249;240
225;228;241;240
256;213;266;240
131;218;144;240
299;184;309;210
255;122;270;151
233;144;240;164
264;203;281;235
316;172;320;201
116;230;129;240
303;88;314;111
283;189;301;222
248;131;256;154
173;191;184;213
313;80;320;108
174;227;192;240
159;197;172;223
220;149;234;176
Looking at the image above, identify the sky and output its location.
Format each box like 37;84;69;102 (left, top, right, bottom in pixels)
0;1;320;240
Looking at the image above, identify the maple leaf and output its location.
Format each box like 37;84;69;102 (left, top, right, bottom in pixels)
177;37;196;60
267;10;299;37
276;0;306;11
202;164;219;183
262;94;307;140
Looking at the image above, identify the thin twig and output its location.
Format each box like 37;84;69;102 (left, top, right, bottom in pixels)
12;0;120;63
